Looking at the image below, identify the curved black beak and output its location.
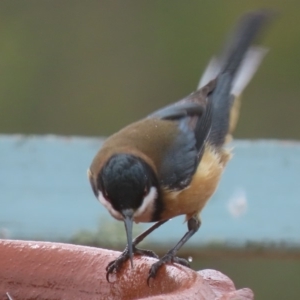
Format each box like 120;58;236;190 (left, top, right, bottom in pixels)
122;209;134;269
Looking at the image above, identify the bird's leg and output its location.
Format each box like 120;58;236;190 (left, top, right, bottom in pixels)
106;219;168;281
147;215;201;284
6;292;14;300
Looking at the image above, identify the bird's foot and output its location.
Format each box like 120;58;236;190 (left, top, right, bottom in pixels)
106;246;159;282
147;251;190;285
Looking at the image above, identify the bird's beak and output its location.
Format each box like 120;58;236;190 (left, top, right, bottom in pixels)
122;209;134;269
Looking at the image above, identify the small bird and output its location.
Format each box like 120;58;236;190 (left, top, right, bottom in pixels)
88;10;272;283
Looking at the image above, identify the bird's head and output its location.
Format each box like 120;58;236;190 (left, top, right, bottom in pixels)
88;153;159;268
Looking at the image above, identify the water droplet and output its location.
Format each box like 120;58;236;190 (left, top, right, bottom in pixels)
188;256;193;262
227;187;248;218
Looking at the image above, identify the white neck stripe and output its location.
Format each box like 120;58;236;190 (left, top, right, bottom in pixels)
97;186;158;223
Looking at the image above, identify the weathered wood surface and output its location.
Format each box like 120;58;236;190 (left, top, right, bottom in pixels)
0;135;299;247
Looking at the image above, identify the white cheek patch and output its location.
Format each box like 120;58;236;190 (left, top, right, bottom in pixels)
133;186;157;222
98;191;123;221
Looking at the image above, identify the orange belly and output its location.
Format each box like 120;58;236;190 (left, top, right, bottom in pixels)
160;145;231;221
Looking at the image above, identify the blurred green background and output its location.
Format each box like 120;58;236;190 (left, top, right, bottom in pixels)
0;0;299;139
1;1;299;299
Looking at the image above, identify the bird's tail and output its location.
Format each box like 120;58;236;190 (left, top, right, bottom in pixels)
198;10;272;147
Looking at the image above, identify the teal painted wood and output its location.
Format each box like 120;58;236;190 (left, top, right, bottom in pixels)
0;135;299;246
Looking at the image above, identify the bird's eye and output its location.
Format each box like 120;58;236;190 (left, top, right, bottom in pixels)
143;186;149;197
102;189;109;200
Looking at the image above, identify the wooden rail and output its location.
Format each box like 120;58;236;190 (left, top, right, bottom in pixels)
1;135;299;248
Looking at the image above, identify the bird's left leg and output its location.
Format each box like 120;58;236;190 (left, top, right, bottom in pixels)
106;219;169;281
147;215;201;284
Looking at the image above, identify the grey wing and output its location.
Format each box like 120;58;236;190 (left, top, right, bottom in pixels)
158;118;198;190
148;102;204;120
150;97;213;190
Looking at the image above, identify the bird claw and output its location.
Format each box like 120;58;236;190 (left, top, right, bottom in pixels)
106;251;129;281
147;253;190;286
106;246;159;282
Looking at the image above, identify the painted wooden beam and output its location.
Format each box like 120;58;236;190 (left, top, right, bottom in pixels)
0;135;299;247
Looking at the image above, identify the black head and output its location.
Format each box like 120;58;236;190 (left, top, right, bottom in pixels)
98;153;158;212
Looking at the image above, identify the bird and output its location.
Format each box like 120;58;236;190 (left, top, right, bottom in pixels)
87;10;272;284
